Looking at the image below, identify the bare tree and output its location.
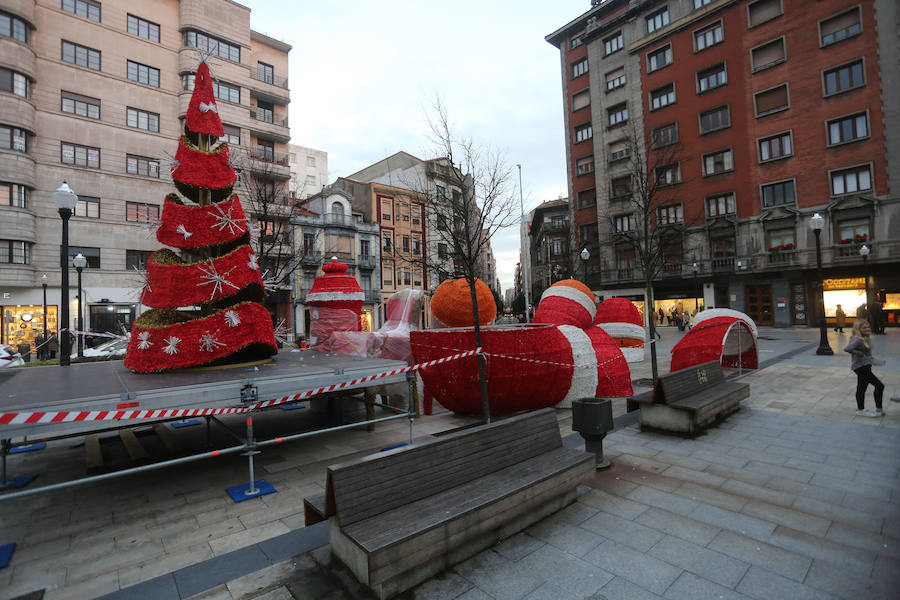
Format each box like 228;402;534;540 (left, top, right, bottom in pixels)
601;121;701;380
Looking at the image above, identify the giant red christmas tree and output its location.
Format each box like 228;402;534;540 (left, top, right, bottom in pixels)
124;61;278;372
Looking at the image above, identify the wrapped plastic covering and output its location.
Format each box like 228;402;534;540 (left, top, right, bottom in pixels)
329;289;425;363
308;306;360;352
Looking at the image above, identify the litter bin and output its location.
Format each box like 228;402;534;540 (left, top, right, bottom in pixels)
572;397;614;469
17;343;31;363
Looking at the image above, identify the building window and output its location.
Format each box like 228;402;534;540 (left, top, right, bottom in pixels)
650;83;675;110
614;214;635;233
748;0;782;27
0;126;27;152
655;163;681;186
700;105;730;133
61;91;100;119
126;107;160;132
306;156;316;167
754;84;788;117
711;236;735;258
697;63;726;92
827;112;868;146
0;68;28;98
551;239;566;256
694;0;713;9
610;176;631;200
358;239;370;259
823;59;864;96
126;250;153;271
578;188;597;208
768;228;794;250
647;8;669;33
74;195;99;218
126;155;160;178
214;81;240;104
758;131;792;162
750;38;785;72
126;201;159;223
127;14;159;43
127;60;160;87
657;204;683;225
223;124;241;146
438;243;448;259
604;32;623;56
761;179;796;207
609;140;630;162
652;122;678;148
65;246;99;269
0;182;28;208
412;235;421;254
838;218;869;243
572;90;590;111
574;123;593;143
255;100;274;123
607;104;628;127
703;149;734;176
257;61;274;84
820;6;861;47
694;21;724;51
571;57;588;79
576;156;594;176
62;0;100;22
830;164;872;196
647;45;673;72
256;140;274;161
402;235;410;252
570;35;583;50
605;67;626;91
617;249;634;271
61;142;99;168
706;193;736;217
382;232;392;252
0;240;31;264
1;11;29;43
184;30;240;63
62;40;100;70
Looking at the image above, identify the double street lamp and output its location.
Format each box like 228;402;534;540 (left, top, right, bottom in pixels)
52;181;78;366
810;213;833;356
74;252;87;358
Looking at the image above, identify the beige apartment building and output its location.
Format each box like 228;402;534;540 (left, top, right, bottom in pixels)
0;0;291;351
287;143;327;199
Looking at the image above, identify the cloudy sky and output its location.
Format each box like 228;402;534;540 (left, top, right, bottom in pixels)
241;0;590;293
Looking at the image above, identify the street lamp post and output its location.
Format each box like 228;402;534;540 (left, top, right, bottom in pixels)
41;273;48;358
859;244;870;316
53;181;78;366
73;253;87;358
580;247;590;282
517;164;531;322
692;262;700;312
810;213;833;355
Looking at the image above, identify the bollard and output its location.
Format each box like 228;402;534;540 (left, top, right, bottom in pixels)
571;397;614;470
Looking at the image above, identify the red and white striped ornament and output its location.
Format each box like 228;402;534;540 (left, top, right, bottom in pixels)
533;279;597;329
594;297;647;363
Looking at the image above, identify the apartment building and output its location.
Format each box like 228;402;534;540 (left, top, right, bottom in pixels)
291;185;380;335
547;0;899;327
287;143;327;198
528;198;572;299
0;0;292;349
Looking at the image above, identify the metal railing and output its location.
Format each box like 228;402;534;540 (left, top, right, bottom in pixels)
250;70;289;89
250;110;289;128
253;151;291;166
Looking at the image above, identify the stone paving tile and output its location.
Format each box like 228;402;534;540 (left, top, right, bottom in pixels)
803;559;895;600
616;467;684;493
810;472;896;500
661;571;751;600
43;570;119;600
580;507;664;553
539;498;599;527
740;498;831;537
409;570;474;600
589;473;639;497
674;482;747;513
493;532;546;562
765;476;846;506
117;542;213;589
516;545;614;600
851;467;900;490
793;495;884;534
456;588;494;600
224;558;298;599
871;554;900;587
661;465;727;488
707;529;811;582
527;521;605;558
582;540;682;596
592;576;664;600
578;489;649;520
453;549;544;600
839;490;898;519
635;507;721;546
825;521;900;560
625;484;700;517
766;525;876;571
160;517;244;554
725;447;790;467
719;478;796;507
610;453;672;473
744;460;814;483
652;452;713;473
736;565;840;600
647;535;749;588
5;563;67;600
688;504;776;541
701;463;769;487
185;583;232;599
208;521;290;557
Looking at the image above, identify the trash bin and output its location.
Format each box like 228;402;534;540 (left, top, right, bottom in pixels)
17;343;31;363
572;397;614;469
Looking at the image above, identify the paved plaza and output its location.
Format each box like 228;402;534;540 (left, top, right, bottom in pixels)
0;327;898;599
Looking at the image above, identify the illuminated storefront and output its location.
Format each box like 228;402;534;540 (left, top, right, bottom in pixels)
822;277;867;318
1;305;58;349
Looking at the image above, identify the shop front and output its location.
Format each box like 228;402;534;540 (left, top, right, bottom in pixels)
1;304;58;353
822;277;867;322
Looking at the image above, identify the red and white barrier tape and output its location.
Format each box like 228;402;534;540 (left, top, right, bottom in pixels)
0;348;479;426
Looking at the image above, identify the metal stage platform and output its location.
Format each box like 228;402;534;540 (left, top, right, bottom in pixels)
0;350;409;439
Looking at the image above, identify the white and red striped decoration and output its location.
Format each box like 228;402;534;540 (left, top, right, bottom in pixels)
0;348;479;426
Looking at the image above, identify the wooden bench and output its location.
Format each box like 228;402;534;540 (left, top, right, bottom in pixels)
628;361;749;435
303;408;595;599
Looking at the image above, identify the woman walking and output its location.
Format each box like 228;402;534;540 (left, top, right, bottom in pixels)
844;320;885;417
834;304;846;333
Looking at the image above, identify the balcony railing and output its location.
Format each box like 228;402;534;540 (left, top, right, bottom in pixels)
711;257;735;272
250;70;289;89
364;290;380;303
300;251;322;265
323;214;358;228
357;255;376;269
766;250;796;266
253;151;290;167
661;262;683;276
250;110;289;128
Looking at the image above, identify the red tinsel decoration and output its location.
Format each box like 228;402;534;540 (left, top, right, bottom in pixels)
185;61;224;136
172;137;237;190
142;245;263;308
157;194;248;250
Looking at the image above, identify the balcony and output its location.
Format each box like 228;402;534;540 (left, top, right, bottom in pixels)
661;262;683;277
357;255;376;269
834;241;870;259
323;214;358;229
711;257;735;272
248;71;290;105
766;249;797;266
300;251;322;265
248;111;290;144
364;290;380;304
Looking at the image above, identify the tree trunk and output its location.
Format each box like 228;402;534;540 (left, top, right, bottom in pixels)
468;276;491;423
646;278;658;381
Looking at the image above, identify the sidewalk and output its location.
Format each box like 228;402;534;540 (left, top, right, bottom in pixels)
1;328;898;599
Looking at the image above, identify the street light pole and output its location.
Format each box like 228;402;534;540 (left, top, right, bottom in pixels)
859;244;870;316
41;273;48;354
810;213;833;355
74;253;87;358
692;262;700;312
53;181;78;366
580;247;590;283
517;164;531;322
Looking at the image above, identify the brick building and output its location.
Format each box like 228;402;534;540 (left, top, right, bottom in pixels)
547;0;899;327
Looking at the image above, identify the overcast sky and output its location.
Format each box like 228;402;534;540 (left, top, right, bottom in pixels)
241;0;589;293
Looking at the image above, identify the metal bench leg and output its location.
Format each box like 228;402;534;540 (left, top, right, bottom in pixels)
407;372;416;445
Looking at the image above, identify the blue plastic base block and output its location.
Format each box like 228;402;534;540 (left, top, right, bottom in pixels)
226;479;276;503
278;404;306;411
380;442;408;452
0;543;14;569
9;442;46;454
1;474;37;489
172;420;201;429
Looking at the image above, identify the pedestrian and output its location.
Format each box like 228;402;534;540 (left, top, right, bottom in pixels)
34;332;45;361
856;303;868;320
48;333;59;359
870;300;884;334
844;319;885;417
834;304;846;333
658;307;664;327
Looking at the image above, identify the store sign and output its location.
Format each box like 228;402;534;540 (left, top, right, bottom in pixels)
823;277;865;291
1;292;9;299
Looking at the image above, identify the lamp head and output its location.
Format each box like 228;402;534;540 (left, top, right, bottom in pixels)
809;213;824;232
41;273;48;283
692;262;699;273
73;253;88;269
53;181;79;212
859;244;869;257
580;247;590;261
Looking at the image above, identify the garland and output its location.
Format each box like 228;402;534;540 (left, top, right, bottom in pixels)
172;137;237;191
156;193;249;250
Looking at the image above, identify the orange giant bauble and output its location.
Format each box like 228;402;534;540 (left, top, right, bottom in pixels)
431;278;496;327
